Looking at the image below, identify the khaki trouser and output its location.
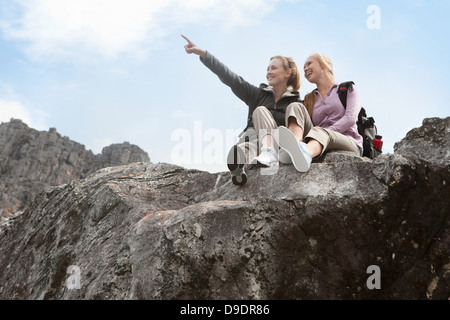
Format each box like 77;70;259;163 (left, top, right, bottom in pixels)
251;103;361;158
234;127;258;166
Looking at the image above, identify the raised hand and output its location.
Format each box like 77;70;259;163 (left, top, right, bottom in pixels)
182;35;206;58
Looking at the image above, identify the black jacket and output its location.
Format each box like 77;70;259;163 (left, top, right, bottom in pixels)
200;51;302;131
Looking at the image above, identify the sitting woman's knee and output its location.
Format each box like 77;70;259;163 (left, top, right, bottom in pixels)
286;102;306;113
252;106;269;117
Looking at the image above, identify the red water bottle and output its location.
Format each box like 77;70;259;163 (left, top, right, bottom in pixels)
372;135;383;151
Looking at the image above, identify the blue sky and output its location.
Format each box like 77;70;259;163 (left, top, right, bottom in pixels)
0;0;449;173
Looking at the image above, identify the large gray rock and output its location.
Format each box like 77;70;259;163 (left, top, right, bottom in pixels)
0;117;448;300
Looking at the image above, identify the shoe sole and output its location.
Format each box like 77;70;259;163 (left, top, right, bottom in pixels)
232;173;247;185
227;145;247;185
278;126;310;172
278;148;293;164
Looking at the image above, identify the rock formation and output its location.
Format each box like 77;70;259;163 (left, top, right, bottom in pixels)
0;119;150;216
0;117;448;300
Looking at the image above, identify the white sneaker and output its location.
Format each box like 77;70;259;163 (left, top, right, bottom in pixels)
254;146;278;167
278;126;312;172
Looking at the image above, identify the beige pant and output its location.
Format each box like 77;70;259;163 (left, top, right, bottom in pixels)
231;106;277;166
251;103;361;158
234;127;258;166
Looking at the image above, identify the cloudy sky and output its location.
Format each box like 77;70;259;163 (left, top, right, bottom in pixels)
0;0;448;173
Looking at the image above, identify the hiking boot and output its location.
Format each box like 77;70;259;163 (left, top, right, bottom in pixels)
227;145;247;186
253;146;278;167
278;126;312;172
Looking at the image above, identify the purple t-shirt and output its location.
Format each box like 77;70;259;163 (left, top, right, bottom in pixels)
311;83;363;149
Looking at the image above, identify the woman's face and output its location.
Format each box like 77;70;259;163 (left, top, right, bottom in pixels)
304;56;322;83
266;58;291;88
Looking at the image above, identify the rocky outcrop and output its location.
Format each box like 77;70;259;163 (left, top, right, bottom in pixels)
0;117;448;300
0;119;150;216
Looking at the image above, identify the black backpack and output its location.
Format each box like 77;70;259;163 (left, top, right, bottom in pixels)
337;81;382;159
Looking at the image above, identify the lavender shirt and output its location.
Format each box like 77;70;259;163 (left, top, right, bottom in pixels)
311;83;363;149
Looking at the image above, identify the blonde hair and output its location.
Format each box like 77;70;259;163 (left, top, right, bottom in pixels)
303;92;317;117
270;55;301;92
313;53;334;82
304;53;335;116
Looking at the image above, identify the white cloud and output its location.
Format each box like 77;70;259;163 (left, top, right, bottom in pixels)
0;84;48;129
1;0;282;61
170;0;277;28
170;108;187;119
1;0;168;60
0;99;42;127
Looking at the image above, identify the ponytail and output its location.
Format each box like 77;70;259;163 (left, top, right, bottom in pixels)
303;91;317;117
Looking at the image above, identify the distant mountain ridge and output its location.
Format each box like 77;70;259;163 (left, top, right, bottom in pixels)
0;118;150;216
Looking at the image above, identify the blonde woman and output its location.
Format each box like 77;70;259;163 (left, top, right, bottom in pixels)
278;53;363;172
182;35;302;185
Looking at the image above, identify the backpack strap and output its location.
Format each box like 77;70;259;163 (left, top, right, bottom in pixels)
337;81;355;109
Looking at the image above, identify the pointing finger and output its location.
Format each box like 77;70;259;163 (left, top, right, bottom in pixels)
181;35;194;46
